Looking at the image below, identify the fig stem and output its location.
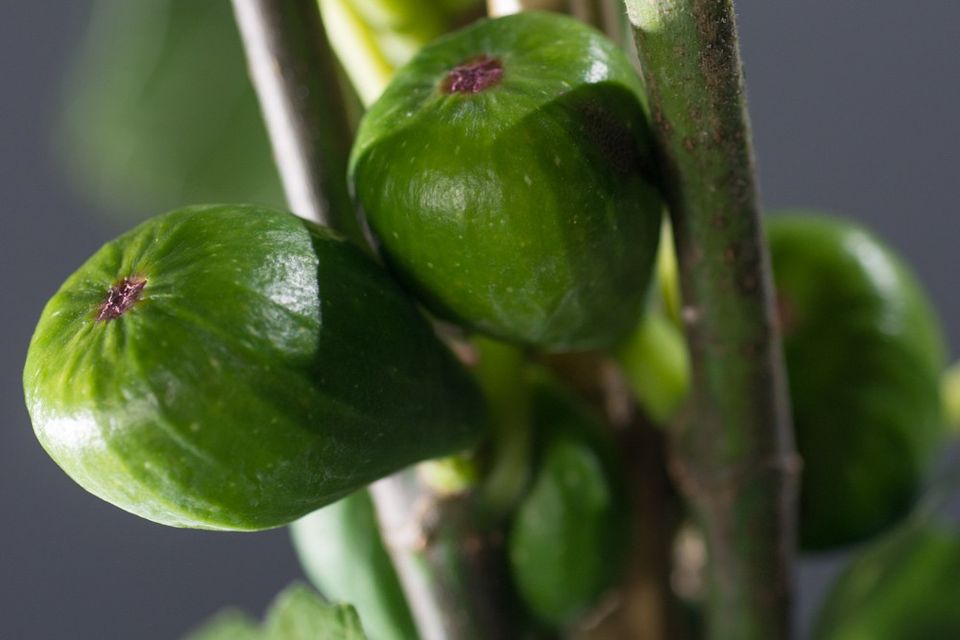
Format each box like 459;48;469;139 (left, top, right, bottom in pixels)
624;1;799;638
231;0;361;241
232;3;519;638
370;474;521;640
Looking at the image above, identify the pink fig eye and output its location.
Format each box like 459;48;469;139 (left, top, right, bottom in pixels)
442;56;504;94
96;277;146;322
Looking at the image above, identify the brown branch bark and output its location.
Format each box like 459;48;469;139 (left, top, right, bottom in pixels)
232;3;519;638
623;1;800;638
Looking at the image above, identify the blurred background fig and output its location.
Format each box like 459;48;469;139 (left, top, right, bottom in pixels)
813;521;960;639
768;213;947;550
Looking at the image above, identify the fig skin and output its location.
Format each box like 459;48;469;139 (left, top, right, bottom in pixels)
813;524;960;639
768;213;946;551
23;205;485;531
350;11;663;351
508;372;629;627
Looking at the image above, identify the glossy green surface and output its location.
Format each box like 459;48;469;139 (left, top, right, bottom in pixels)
768;213;946;550
290;491;416;640
350;11;662;350
813;524;960;639
24;205;485;531
508;373;629;627
60;0;283;220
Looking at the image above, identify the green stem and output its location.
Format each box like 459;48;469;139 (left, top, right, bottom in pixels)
623;2;799;638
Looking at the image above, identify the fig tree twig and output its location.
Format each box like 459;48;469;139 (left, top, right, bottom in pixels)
231;0;359;239
623;1;799;638
231;3;518;638
370;474;519;640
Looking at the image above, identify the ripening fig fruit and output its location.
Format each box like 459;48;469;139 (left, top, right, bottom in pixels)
768;213;946;550
23;205;485;531
813;523;960;639
508;372;629;627
349;11;663;351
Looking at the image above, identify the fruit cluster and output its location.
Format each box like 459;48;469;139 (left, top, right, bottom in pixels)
30;8;952;637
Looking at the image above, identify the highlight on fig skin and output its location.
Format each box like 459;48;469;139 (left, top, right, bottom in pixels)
96;277;146;322
442;55;504;94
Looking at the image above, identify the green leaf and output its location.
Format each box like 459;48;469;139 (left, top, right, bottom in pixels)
183;610;259;640
264;585;368;640
184;584;368;640
290;492;418;640
59;0;283;220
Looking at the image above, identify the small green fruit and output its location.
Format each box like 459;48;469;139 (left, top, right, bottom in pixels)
350;11;662;350
24;205;484;531
508;372;629;627
768;213;946;550
813;524;960;639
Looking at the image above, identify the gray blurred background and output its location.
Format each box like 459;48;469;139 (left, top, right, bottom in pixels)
1;2;957;638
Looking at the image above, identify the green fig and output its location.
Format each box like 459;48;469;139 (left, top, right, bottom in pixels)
290;491;417;640
768;213;946;550
350;11;663;351
508;372;629;627
813;523;960;639
24;205;485;531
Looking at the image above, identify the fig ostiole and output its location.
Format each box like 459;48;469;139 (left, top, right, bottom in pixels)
768;213;947;550
24;205;486;531
350;11;663;351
